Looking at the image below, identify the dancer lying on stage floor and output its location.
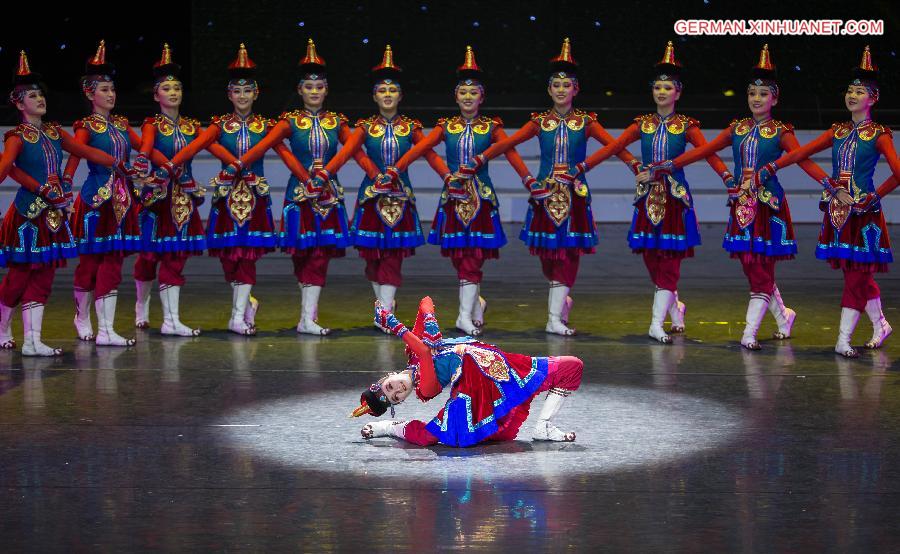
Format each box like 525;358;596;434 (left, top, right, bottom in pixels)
351;296;583;447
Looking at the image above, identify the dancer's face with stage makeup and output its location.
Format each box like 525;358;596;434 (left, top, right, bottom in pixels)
298;79;327;111
154;79;183;109
652;80;680;111
381;371;414;404
548;77;577;112
88;81;116;113
16;89;47;118
373;82;401;116
747;85;777;119
456;84;483;118
845;85;875;116
228;83;258;115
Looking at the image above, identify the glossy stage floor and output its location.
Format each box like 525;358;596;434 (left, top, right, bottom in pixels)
1;223;898;552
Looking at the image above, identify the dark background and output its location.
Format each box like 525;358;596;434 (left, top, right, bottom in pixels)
1;0;897;129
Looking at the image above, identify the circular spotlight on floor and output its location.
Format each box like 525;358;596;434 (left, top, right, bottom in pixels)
216;384;744;482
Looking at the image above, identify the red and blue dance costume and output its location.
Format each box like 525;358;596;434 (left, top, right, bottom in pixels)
670;117;824;294
0;122;118;305
325;114;444;287
394;115;531;281
583;113;729;290
477;109;638;286
171;112;280;285
766;119;900;310
133;114;207;286
238;109;379;286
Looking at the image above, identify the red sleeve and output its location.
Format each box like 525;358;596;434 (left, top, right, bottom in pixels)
139;122;157;157
876;175;899;198
673;127;732;169
587;121;637;166
238;120;290;167
273;143;311;181
875;133;900;180
583;124;640;171
395;126;444;173
491;126;532;180
169;125;221;166
126;124;169;166
769;129;833;170
324;126;366;175
63;127;90;181
686;126;731;176
780;131;829;182
61;130;115;166
479;122;539;161
9;165;43;193
413;128;452;176
0;137;24;183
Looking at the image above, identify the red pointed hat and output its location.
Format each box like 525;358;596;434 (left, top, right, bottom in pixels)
372;44;402;84
750;44;777;83
549;38;578;75
851;45;879;85
456;45;483;81
153;43;182;80
13;50;41;86
85;40;115;76
228;43;257;80
653;41;682;81
299;38;327;77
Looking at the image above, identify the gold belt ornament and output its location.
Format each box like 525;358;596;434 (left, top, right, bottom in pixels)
466;346;510;382
227;178;255;227
453;178;481;227
734;169;758;230
312;179;343;219
646;180;667;226
542;176;571;227
829;170;853;232
45;208;63;233
377;196;405;228
170;183;194;231
112;177;132;226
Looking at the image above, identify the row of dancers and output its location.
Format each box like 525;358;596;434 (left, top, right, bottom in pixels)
0;38;898;359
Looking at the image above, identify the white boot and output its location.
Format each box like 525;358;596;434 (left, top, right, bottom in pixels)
0;302;15;349
836;307;861;358
229;283;255;336
159;285;200;337
21;302;62;357
546;282;575;336
95;291;135;346
649;288;674;344
73;288;94;341
455;280;481;336
297;284;330;335
560;294;573;326
375;284;398;334
768;286;796;340
864;297;892;349
244;293;259;329
741;293;770;350
532;388;576;441
361;420;408;439
668;290;686;333
472;284;487;328
135;279;153;328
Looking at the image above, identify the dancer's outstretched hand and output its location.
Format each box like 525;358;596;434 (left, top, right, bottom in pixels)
374;301;409;337
418;296;435;315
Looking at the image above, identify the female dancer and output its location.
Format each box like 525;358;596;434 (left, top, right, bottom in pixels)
64;41;169;346
229;39;381;335
352;296;584;447
132;43;206;337
649;45;824;350
751;46;900;357
0;51;134;355
387;46;532;335
163;43;286;335
319;45;447;323
458;39;640;336
573;42;731;343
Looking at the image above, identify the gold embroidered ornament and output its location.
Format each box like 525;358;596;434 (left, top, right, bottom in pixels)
453;178;481;227
170;183;194;230
227;178;255;227
377;196;405;228
829;171;853;231
466;347;510;382
646;180;668;226
734;169;758;230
